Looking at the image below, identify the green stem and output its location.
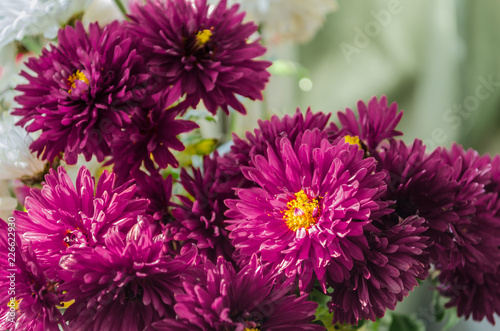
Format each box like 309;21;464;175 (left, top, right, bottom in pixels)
113;0;128;18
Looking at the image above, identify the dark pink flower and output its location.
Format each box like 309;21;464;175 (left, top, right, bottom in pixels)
127;0;271;114
226;129;387;292
14;21;151;164
153;256;322;330
335;95;403;153
59;225;197;330
328;216;430;325
14;166;148;275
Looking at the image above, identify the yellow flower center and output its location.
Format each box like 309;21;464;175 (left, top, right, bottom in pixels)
343;135;362;149
7;298;21;310
67;70;89;93
195;29;213;46
244;329;260;331
56;299;75;309
283;190;320;231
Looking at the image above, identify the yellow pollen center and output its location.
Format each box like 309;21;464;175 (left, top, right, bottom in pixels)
244;329;259;331
67;70;89;93
56;299;75;309
344;135;362;149
283;190;320;231
7;298;21;310
195;29;213;46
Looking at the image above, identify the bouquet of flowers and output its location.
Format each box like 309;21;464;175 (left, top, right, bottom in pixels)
0;0;499;330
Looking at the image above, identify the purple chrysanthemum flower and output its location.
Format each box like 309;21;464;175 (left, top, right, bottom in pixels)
153;255;322;330
134;170;174;223
377;139;461;264
127;0;271;115
435;144;500;272
58;225;197;331
378;140;500;271
438;266;500;325
328;216;430;325
14;166;148;275
0;221;64;331
226;129;387;292
13;21;151;164
109;102;198;180
335;95;403;153
168;152;239;263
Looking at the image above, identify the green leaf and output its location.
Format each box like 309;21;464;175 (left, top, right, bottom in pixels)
441;307;460;331
432;289;446;322
389;313;426;331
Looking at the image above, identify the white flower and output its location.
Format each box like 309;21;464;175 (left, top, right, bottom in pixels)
0;0;92;48
211;0;337;44
0;112;46;180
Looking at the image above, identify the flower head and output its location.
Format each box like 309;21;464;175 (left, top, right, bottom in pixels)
377;139;460;264
0;221;64;331
438;266;500;325
336;95;403;153
226;129;387;291
127;0;271;114
328;216;430;325
14;21;151;164
153;255;322;330
109;102;198;180
14;166;148;274
168;152;239;263
59;226;197;330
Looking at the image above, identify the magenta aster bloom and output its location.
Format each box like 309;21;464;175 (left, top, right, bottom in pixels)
59;226;197;330
226;130;388;292
127;0;271;114
335;95;403;153
0;221;64;331
328;216;430;325
377;139;461;264
153;255;322;331
168;152;239;263
14;166;148;274
13;21;151;164
378;140;500;271
435;144;500;272
109;103;198;180
438;266;500;325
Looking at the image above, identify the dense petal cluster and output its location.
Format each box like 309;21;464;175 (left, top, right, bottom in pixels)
127;0;271;115
0;221;64;331
328;216;430;324
336;95;403;153
14;21;151;164
168;152;239;263
436;144;500;271
220;107;334;181
109;101;198;180
14;166;148;273
59;226;197;330
438;266;500;325
153;256;322;330
226;129;387;291
376;139;459;263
